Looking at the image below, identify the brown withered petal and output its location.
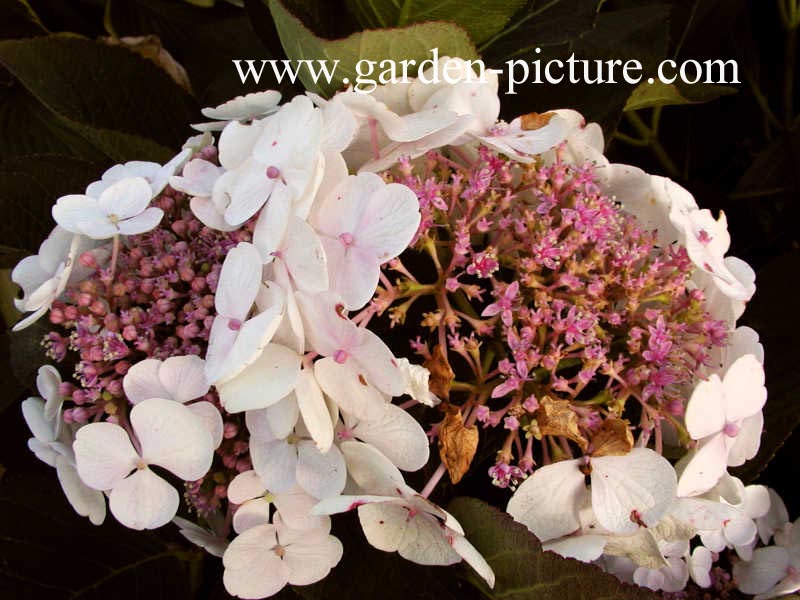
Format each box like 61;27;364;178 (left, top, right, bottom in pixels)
438;408;479;484
536;396;589;452
520;111;556;131
424;344;455;400
590;417;634;457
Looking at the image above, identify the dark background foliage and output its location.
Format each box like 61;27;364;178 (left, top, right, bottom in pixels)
0;0;798;598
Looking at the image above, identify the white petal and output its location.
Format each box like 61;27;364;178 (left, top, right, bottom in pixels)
350;328;405;397
216;343;301;413
296;440;346;499
233;498;271;534
727;411;763;467
52;195;103;235
451;533;495;587
734;546;791;595
264;396;300;439
340;440;406;496
284;533;343;586
543;534;607;562
724;517;758;546
228;470;266;505
590;448;677;534
55;455;106;525
689;546;713;587
116;207;163;236
273;487;331;531
109;468;179;530
22;397;56;444
685;374;726;440
123;359;170;404
677;434;728;497
159;355;210;403
131;398;214;480
723;354;767;422
37;365;63;421
314;357;389;422
218;120;265;170
296;370;334;452
190;196;239;232
187;401;224;449
252;184;291;262
97;177;152;219
351;403;430;471
671;497;742;530
282;217;329;294
507;458;586;541
223;524;290;599
250;439;298;494
215;242;263;320
74;422;139;490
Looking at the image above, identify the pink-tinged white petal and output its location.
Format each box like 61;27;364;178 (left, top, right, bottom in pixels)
722;354;767;423
350;402;430;472
282;217;329;294
451;533;495;587
74;422;139;490
727;411;763;467
339;440;406;496
173;516;228;557
97;177;152;219
264;395;300;439
187;401;224;449
217;120;266;171
296;440;346;499
233;498;271;534
22;397;56;444
677;435;728;497
190;196;239;232
688;546;713;587
250;439;297;494
158;355;209;403
507;458;586;541
273;487;331;532
734;546;791;595
543;534;607;562
131;398;214;480
295;370;333;452
283;533;343;586
55;455;106;525
169;159;223;197
228;470;266;505
215;242;264;320
216;343;301;413
108;467;179;530
671;497;741;531
252;184;292;263
123;359;170;404
311;494;398;516
223;524;290;599
590;448;677;535
314;357;389;422
685;374;726;441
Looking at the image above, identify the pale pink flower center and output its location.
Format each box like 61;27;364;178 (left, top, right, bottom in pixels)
333;349;348;364
228;318;242;331
723;421;740;437
266;166;281;179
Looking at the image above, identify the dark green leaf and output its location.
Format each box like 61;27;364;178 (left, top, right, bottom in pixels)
267;0;479;97
293;511;484;600
0;154;101;255
624;80;737;111
0;320;50;412
107;0;290;106
482;0;600;63
447;497;659;600
0;34;197;160
345;0;527;45
0;0;48;39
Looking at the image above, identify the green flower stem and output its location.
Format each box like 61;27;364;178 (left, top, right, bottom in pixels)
624;111;681;178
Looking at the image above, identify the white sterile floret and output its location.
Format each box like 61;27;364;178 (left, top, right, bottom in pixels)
507;448;678;542
11;226;105;330
247;409;345;500
222;513;342;599
734;518;800;599
227;469;329;534
312;441;495;588
53;176;163;239
678;354;767;497
73;397;214;529
204;243;302;414
309;171;421;310
123;355;223;448
192;90;282;131
22;365;106;525
85;149;191;198
213;95;323;227
296;291;405;397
